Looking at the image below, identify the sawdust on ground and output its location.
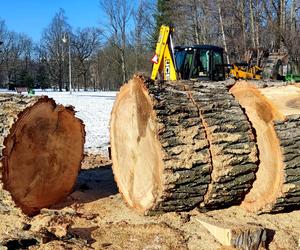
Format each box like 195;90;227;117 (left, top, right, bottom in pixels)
0;154;299;250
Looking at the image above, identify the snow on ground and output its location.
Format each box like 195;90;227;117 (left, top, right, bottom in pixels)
1;90;117;154
36;90;117;154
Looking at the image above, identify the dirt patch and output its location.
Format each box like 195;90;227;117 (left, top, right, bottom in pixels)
0;153;299;250
91;222;187;249
81;153;111;169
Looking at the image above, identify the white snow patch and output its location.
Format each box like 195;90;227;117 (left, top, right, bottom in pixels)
2;90;117;155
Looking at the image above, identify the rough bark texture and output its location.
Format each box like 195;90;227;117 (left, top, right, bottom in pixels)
183;81;258;209
271;115;300;212
145;81;212;213
0;94;85;215
196;218;269;249
110;77;213;213
111;76;259;213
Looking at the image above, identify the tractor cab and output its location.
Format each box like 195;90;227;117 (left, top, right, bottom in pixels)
174;45;225;81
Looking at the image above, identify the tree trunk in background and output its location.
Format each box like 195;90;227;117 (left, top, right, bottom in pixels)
249;0;256;48
280;0;285;39
240;0;247;54
218;1;230;64
255;0;260;49
192;0;200;44
201;2;208;44
275;0;282;50
255;0;260;63
121;49;127;83
290;0;296;34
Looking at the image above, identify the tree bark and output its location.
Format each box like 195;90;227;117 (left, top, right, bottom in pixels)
192;0;200;44
110;76;212;214
184;81;258;209
230;81;300;213
280;0;285;37
110;76;258;214
0;94;85;215
275;0;282;50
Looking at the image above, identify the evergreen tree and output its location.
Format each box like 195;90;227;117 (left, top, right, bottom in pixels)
17;69;34;89
17;69;27;87
36;64;49;89
151;0;173;48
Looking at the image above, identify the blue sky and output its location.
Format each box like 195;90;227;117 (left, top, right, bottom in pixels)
0;0;105;42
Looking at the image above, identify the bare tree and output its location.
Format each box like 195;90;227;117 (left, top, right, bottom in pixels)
41;9;71;91
100;0;132;82
132;0;154;73
72;27;102;90
218;0;230;64
249;0;256;48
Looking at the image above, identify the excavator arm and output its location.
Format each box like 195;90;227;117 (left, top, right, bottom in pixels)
151;25;177;81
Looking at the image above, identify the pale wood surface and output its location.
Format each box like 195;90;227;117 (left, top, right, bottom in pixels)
110;77;258;213
196;217;268;250
0;94;85;215
110;76;212;213
183;81;258;209
260;85;300;117
230;81;300;213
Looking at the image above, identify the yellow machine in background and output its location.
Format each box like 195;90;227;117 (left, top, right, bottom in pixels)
229;63;262;80
151;25;263;81
151;25;177;81
151;25;226;82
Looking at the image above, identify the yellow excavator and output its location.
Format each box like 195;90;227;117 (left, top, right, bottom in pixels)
229;63;262;80
151;25;262;81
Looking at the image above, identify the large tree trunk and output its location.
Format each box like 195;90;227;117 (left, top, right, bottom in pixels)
230;81;300;213
185;81;258;209
110;76;257;214
110;77;212;213
0;94;85;215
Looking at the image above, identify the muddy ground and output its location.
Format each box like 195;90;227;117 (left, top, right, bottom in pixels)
0;154;299;250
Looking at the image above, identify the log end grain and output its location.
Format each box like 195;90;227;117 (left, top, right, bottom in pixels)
110;77;164;212
230;81;300;213
0;94;85;215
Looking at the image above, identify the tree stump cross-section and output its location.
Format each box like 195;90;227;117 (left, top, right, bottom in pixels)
0;94;85;215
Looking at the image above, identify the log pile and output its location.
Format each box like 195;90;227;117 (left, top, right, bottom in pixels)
0;94;85;215
110;78;211;213
110;76;258;214
111;76;300;214
184;81;258;209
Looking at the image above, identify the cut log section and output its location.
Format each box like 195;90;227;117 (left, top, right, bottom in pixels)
230;81;300;213
0;94;85;215
110;76;212;213
110;76;258;213
184;82;258;209
195;218;270;249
